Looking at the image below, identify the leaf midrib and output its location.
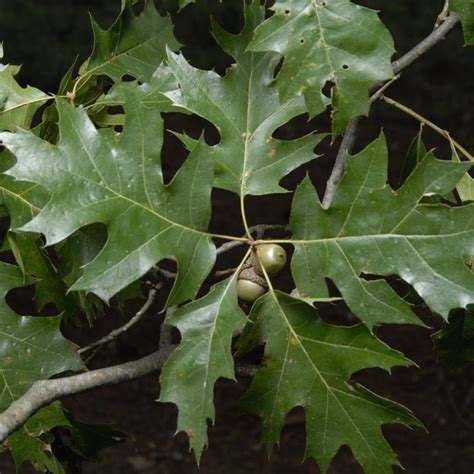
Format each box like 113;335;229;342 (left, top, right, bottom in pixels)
269;293;380;464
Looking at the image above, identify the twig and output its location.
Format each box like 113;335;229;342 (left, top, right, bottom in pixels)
381;95;474;162
213;267;238;278
0;347;259;442
216;224;289;255
216;239;246;256
435;0;451;29
369;74;401;103
159;306;177;348
321;12;461;209
156;267;176;280
78;288;159;354
392;13;460;75
322;117;361;209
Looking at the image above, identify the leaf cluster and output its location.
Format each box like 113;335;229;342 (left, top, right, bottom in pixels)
0;1;473;473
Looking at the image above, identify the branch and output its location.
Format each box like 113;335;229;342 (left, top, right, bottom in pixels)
321;117;361;209
392;13;460;75
0;346;174;443
381;95;474;161
435;0;451;29
0;345;259;443
159;306;176;348
321;12;461;209
78;287;159;354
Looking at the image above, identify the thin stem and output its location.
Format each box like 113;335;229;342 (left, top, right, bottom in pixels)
159;306;177;348
322;117;361;209
392;13;460;75
435;0;451;29
382;95;474;162
214;268;238;278
240;195;252;240
209;232;249;243
216;224;289;256
78;287;159;354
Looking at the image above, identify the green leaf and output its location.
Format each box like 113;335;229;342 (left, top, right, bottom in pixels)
56;224;108;285
0;47;50;131
0;149;77;316
290;135;473;328
452;148;474;202
79;0;180;85
433;308;474;368
247;0;395;136
240;291;421;474
0;149;48;230
7;233;77;315
165;2;325;197
451;0;474;45
7;403;70;473
160;275;247;460
92;64;178;113
0;262;83;411
0;86;216;305
179;0;195;8
399;129;428;185
62;411;127;462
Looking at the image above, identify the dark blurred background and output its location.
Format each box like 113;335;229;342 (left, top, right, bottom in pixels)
0;1;473;473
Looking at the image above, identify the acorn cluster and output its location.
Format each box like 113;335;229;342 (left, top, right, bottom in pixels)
237;244;287;302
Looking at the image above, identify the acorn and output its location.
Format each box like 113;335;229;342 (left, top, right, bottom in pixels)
237;267;268;302
255;244;287;274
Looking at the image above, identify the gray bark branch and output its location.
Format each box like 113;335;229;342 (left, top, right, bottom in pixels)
322;12;461;209
78;288;159;354
0;345;257;442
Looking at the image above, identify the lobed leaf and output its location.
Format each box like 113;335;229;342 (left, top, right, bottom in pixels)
165;2;325;197
247;0;395;136
160;275;247;460
290;135;474;328
239;291;421;473
7;402;70;473
0;47;50;131
80;0;180;85
0;83;216;305
0;263;83;412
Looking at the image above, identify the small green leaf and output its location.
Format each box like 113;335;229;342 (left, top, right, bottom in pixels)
179;0;195;8
452;148;474;202
451;0;474;45
240;291;421;473
399;129;428;185
165;2;325;197
0;263;83;412
160;275;247;460
290;135;473;327
80;0;180;84
7;233;77;315
7;402;70;473
0;47;50;131
247;0;395;136
0;149;48;229
433;308;474;368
